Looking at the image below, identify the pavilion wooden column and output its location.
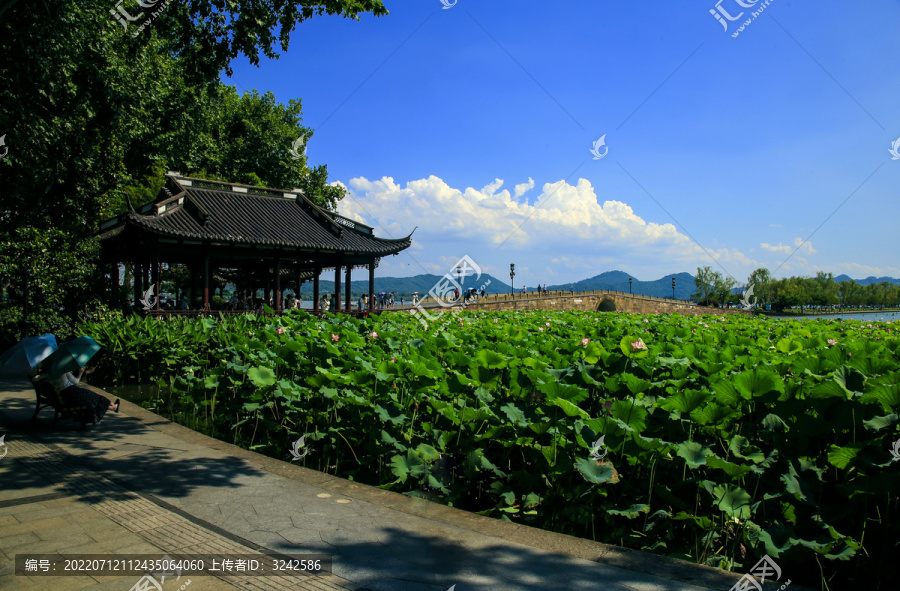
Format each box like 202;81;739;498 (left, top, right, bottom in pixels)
111;263;119;305
133;262;143;308
313;268;320;312
368;260;375;312
152;258;161;310
345;266;352;312
202;256;210;310
275;259;282;312
189;262;198;309
334;264;342;312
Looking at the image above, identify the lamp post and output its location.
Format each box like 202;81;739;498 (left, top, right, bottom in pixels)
671;277;676;300
456;264;462;302
629;277;632;295
509;264;515;295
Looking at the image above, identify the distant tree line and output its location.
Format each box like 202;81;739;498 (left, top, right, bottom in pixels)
693;266;900;311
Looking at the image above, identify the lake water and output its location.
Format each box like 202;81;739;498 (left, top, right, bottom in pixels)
106;383;162;403
771;311;898;322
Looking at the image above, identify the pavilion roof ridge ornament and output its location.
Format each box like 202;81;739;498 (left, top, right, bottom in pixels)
166;172;303;200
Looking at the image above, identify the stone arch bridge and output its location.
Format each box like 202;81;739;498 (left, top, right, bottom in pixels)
463;289;748;317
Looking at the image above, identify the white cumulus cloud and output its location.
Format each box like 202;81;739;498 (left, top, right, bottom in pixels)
336;174;763;283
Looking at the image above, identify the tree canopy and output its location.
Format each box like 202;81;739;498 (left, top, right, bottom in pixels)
0;0;388;344
692;266;900;311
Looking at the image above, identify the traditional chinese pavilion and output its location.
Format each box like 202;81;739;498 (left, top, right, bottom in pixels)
97;173;412;313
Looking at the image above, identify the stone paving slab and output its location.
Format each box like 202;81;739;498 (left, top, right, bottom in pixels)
0;378;800;591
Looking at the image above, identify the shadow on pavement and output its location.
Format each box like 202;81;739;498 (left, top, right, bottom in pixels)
0;379;265;504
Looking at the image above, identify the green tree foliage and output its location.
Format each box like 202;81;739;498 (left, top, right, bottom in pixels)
747;267;772;305
0;0;385;341
767;276;899;312
0;228;105;346
692;266;736;306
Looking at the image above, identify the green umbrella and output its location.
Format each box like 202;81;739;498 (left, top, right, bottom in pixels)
44;336;101;378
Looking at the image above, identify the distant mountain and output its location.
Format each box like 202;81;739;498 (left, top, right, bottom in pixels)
296;271;900;301
546;270;697;300
834;275;900;286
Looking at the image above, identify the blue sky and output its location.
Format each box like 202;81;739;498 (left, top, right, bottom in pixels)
228;0;900;287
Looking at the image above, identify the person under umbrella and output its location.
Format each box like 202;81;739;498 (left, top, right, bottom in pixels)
34;336;118;427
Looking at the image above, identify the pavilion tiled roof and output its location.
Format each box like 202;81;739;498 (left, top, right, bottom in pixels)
99;175;412;256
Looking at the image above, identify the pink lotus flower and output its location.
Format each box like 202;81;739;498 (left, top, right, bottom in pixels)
539;327;544;332
546;322;551;327
827;339;837;345
643;319;649;323
631;339;647;352
277;327;284;335
390;357;396;363
494;319;499;324
331;333;340;342
370;331;378;338
582;338;590;346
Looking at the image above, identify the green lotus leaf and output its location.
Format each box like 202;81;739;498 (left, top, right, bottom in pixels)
781;463;808;500
467;448;506;477
611;400;648;432
862;414;899;431
247;366;276;387
776;338;802;355
676;441;712;468
690;402;737;426
733;368;783;399
538;381;588;403
390;450;428;483
860;383;900;413
824;544;858;561
712;483;752;519
460;406;496;423
606;503;650;519
415;443;441;461
707;455;753;477
712;380;743;406
833;366;867;394
827;444;861;470
547;397;589;419
381;430;402;449
756;524;798;558
427;474;450;494
576;458;617;484
760;413;789;433
660;390;711;414
475;349;507;369
375;404;407;425
809;380;851;400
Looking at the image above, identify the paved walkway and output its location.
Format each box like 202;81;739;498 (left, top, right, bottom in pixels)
0;378;770;591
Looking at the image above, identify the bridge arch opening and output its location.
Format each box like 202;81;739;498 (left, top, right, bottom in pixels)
597;298;617;312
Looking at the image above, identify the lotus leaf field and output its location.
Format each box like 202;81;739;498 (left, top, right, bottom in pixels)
82;309;900;588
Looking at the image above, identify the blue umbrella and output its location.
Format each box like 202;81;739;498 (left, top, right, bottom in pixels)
0;334;58;377
43;336;101;378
